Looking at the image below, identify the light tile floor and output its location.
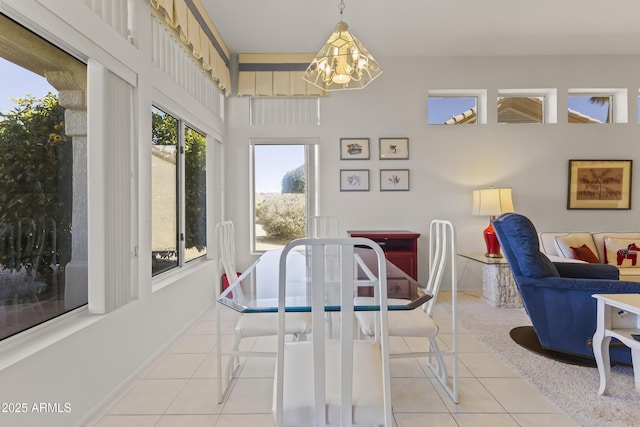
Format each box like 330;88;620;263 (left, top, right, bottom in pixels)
88;292;579;427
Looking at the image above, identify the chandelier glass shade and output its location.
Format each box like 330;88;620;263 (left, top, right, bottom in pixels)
303;3;382;91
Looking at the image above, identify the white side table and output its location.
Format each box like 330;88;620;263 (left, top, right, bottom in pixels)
592;293;640;395
458;253;521;308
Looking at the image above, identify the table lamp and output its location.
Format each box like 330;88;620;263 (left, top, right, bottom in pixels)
472;187;514;257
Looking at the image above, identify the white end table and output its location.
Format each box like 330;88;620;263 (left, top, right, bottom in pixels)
592;293;640;395
458;252;521;308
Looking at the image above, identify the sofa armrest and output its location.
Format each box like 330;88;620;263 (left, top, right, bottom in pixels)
552;262;619;280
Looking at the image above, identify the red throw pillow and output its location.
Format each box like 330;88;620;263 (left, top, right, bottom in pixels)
571;244;600;264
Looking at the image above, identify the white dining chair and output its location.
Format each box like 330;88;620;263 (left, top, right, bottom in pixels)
273;237;393;427
214;221;311;403
354;219;459;403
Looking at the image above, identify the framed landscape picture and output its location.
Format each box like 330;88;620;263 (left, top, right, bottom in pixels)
567;159;632;209
340;169;370;192
380;169;410;191
379;137;409;160
340;138;370;160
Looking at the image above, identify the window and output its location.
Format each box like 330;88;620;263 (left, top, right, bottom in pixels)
252;142;317;252
568;94;612;123
427;90;487;124
497;96;544;123
151;107;207;276
0;15;87;340
428;96;477;124
497;89;557;124
568;89;627;123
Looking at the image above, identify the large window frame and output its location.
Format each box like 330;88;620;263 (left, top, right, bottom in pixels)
250;138;318;254
151;105;207;277
0;15;88;340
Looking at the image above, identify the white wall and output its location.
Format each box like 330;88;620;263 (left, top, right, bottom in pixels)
0;1;223;426
226;55;640;285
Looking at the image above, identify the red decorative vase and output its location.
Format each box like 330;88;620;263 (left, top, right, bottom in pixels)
483;219;502;258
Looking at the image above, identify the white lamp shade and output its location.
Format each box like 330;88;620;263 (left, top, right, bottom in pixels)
472;188;514;216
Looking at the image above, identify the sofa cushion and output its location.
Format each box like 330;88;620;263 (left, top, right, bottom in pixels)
592;232;640;263
554;233;599;261
619;268;640;281
571;244;600;263
538;232;563;257
603;237;640;268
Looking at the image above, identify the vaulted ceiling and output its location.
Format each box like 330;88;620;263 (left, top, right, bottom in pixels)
201;0;640;58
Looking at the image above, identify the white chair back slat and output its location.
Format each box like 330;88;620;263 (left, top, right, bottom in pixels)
339;244;354;427
424;219;454;316
307;216;340;238
310;243;327;426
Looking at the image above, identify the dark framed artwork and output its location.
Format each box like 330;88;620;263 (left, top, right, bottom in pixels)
567;159;632;209
340;138;370;160
379;138;409;160
380;169;410;191
340;169;370;192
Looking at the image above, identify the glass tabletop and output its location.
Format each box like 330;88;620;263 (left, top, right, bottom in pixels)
217;246;431;313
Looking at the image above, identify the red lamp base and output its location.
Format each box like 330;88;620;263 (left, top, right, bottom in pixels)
483;218;503;258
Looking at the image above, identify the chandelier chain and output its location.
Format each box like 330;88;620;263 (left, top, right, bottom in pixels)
338;0;345;18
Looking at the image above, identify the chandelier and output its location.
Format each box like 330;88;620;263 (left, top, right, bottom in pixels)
302;0;382;91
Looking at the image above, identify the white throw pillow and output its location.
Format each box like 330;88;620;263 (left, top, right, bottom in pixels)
554;234;599;261
603;237;640;268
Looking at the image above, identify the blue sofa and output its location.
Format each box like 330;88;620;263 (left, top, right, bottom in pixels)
492;213;640;365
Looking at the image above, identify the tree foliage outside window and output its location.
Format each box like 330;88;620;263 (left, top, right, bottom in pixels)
0;93;72;276
184;126;206;259
282;164;305;194
255;193;306;240
256;163;306;241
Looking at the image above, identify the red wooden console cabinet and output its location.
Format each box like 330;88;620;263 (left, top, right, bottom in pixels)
347;230;421;280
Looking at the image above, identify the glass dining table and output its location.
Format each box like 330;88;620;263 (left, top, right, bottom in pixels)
215;244;432;402
216;246;432;313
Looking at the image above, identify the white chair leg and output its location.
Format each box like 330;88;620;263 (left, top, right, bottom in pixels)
226;332;243;382
426;337;458;403
428;339;446;376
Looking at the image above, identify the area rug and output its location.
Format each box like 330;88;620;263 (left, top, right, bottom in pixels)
440;292;638;427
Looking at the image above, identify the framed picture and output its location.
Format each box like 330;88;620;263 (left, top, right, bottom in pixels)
379;137;409;160
380;169;410;191
340;169;370;192
340;138;370;160
567;159;632;209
